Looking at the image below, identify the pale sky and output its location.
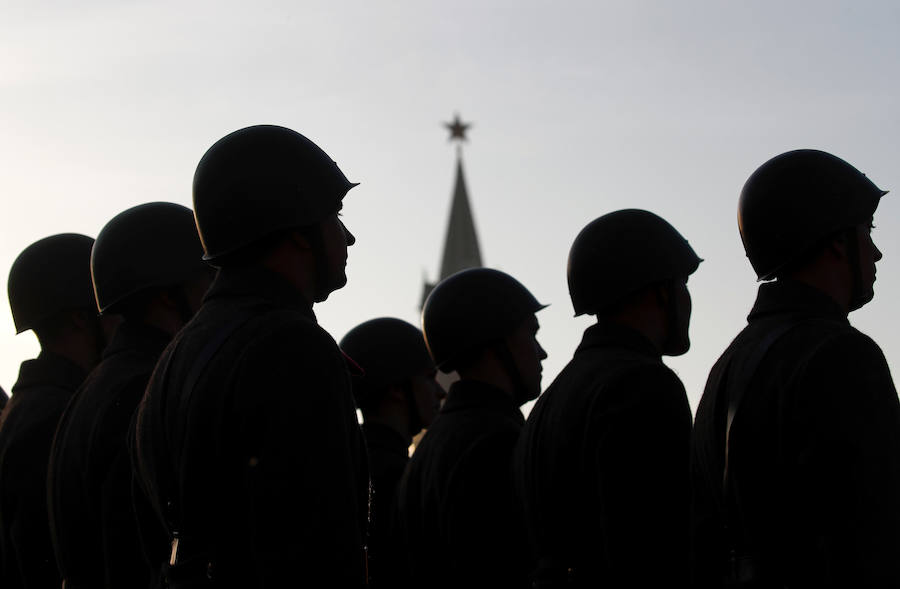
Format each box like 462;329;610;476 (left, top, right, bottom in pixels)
2;0;899;413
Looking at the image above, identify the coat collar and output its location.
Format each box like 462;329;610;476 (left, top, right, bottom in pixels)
575;320;661;361
102;320;172;361
203;265;316;322
12;350;86;394
441;379;524;424
748;279;848;324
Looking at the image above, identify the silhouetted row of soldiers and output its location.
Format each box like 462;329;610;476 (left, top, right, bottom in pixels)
0;126;896;589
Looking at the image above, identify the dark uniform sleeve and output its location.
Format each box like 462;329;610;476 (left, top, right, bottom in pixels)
9;452;58;589
130;466;168;585
96;378;158;589
796;332;900;586
6;416;63;589
235;321;367;587
589;363;692;586
101;449;153;588
689;367;728;589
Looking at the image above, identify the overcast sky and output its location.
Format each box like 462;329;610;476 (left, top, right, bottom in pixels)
2;0;899;413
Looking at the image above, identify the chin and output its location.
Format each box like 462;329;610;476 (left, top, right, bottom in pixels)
849;288;875;312
517;385;541;406
665;337;690;357
314;275;348;303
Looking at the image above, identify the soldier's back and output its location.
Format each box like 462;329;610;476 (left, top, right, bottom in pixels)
132;266;368;588
692;280;900;587
0;352;85;589
362;422;408;588
397;379;527;588
48;321;171;589
516;321;691;587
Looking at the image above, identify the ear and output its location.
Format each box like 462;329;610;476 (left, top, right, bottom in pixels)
288;229;312;252
384;382;408;403
653;283;670;308
68;308;95;332
157;288;183;313
826;231;850;261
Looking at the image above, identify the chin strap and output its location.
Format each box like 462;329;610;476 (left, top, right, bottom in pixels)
296;224;329;301
844;226;869;311
492;340;529;405
658;279;682;354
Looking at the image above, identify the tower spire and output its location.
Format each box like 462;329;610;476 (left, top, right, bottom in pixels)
438;154;482;278
421;114;483;308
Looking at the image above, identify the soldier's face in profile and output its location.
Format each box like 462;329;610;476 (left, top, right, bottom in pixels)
665;277;692;357
506;314;548;405
410;366;445;428
316;211;355;298
854;220;882;307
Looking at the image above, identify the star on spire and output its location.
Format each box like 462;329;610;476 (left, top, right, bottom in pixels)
444;113;471;142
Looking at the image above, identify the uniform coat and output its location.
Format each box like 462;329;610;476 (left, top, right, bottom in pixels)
395;379;529;588
48;321;171;589
0;352;86;589
514;321;692;587
361;422;408;588
691;280;900;588
131;266;368;588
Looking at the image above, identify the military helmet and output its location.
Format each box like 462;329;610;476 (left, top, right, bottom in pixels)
422;268;547;371
92;202;208;313
739;149;885;280
193;125;357;263
8;234;96;333
340;317;434;408
568;209;701;316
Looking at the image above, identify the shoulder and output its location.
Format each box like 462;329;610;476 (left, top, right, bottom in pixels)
811;325;884;359
243;309;338;356
446;427;519;488
799;326;893;390
228;311;353;409
184;305;344;380
594;357;688;409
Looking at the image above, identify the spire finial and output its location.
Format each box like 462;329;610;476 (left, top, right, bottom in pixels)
444;113;471;143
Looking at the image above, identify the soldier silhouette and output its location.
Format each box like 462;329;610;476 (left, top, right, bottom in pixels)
0;234;115;589
47;202;213;589
395;267;547;588
340;317;445;588
691;150;900;587
130;125;368;587
514;209;700;587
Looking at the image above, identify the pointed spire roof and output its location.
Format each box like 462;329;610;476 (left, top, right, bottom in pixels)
421;114;483;308
439;154;482;278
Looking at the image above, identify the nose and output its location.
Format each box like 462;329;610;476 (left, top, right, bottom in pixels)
341;221;356;246
874;240;883;263
537;340;548;361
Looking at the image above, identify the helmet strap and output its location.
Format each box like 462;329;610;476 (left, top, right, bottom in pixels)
844;226;868;312
662;280;678;351
492;340;528;404
295;224;329;302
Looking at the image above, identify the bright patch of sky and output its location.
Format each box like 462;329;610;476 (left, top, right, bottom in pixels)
2;0;899;412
